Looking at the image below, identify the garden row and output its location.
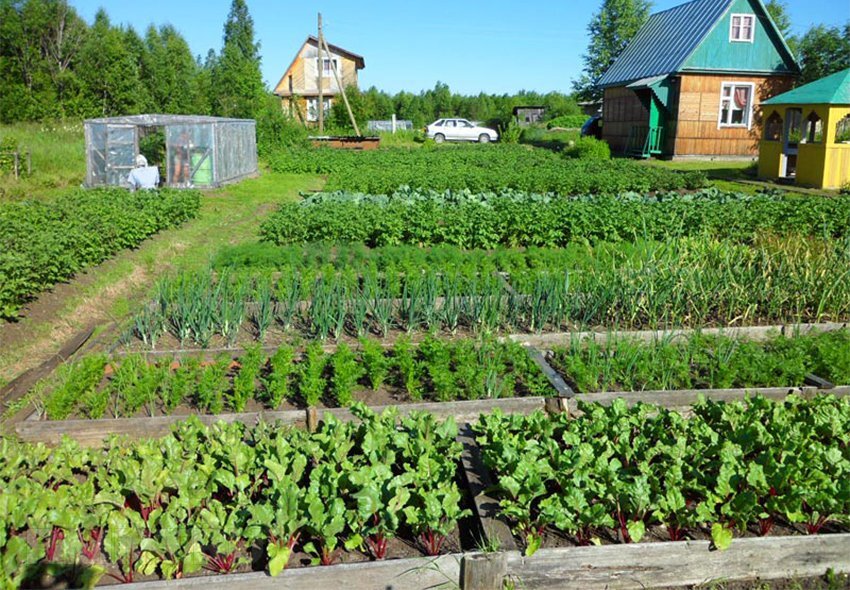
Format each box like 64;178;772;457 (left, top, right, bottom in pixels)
259;188;850;248
0;188;201;319
4;394;850;588
0;406;467;588
268;144;707;194
36;330;850;422
128;236;850;347
475;394;850;555
42;337;550;420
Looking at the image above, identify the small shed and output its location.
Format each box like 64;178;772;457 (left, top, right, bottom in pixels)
84;114;258;189
758;68;850;189
512;106;546;126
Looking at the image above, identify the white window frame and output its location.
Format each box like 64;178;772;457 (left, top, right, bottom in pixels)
317;57;339;77
729;13;755;43
305;97;332;122
717;82;755;129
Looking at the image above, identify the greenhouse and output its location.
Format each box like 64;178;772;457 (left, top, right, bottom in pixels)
83;114;258;189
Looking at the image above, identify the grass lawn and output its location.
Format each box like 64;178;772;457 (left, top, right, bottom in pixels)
0;170;322;388
0;121;86;202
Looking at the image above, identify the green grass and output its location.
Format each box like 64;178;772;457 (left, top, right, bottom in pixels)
0;121;86;202
0;170;322;388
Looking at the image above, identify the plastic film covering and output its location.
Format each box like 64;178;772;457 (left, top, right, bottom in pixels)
166;123;214;188
215;121;258;184
84;115;257;188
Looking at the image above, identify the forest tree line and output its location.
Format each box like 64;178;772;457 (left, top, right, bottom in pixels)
1;0;848;134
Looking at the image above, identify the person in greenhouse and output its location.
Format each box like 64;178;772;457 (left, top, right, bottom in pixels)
127;154;159;191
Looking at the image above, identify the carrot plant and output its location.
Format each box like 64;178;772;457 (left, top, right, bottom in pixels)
360;337;391;391
330;343;363;406
299;342;327;407
263;345;295;408
230;344;262;412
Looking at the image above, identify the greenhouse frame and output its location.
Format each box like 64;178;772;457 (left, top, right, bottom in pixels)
83;114;258;189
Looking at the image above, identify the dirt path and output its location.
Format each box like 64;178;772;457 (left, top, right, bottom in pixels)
0;172;322;390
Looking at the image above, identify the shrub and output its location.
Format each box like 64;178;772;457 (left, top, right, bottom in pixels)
546;114;588;129
564;136;610;160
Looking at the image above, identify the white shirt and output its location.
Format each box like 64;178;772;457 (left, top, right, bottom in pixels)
127;166;160;190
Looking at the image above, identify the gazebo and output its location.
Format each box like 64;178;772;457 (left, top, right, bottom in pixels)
84;114;258;189
758;68;850;189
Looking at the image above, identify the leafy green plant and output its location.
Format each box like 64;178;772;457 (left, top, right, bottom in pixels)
393;336;421;401
299;342;328;407
196;355;231;414
331;343;363;406
264;345;295;409
230;344;262;412
360;338;391;391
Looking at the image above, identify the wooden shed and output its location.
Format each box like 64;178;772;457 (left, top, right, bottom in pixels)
758;68;850;189
512;106;546;126
597;0;798;158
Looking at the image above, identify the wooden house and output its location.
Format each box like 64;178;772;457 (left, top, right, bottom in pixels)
597;0;799;158
273;36;365;124
758;68;850;189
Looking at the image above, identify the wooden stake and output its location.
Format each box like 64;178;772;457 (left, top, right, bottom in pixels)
306;406;319;432
321;36;361;136
462;552;507;590
317;12;324;133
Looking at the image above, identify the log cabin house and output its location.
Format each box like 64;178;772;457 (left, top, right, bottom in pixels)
597;0;799;158
273;36;365;124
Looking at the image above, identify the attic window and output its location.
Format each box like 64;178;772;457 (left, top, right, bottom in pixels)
718;82;754;128
730;14;755;42
318;57;339;77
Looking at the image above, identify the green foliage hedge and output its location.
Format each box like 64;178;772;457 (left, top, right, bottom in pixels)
0;188;201;319
546;114;588;129
260;188;850;249
268;145;706;194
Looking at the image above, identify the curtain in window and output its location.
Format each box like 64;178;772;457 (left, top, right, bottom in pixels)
733;87;749;109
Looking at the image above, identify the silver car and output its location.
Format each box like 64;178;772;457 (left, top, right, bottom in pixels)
426;118;499;143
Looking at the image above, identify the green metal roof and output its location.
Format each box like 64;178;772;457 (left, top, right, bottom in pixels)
597;0;798;88
762;68;850;106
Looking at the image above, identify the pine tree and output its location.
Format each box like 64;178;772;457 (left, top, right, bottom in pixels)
573;0;652;101
211;0;265;119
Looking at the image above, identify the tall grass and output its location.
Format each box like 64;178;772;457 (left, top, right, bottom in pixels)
0;121;85;202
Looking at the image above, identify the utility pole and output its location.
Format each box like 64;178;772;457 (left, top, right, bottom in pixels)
317;12;324;133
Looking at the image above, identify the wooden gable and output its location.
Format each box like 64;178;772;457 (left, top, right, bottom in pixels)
682;0;798;75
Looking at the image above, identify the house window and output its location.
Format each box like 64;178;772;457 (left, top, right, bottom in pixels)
306;97;332;122
803;112;823;143
730;14;755;42
718;82;754;128
836;115;850;143
763;111;782;141
317;57;338;77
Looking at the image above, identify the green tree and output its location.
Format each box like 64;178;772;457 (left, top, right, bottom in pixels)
143;25;202;113
796;23;850;84
76;10;147;116
764;0;797;55
211;0;265;118
573;0;652;101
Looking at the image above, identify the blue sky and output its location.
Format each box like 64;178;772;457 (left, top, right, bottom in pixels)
73;0;848;94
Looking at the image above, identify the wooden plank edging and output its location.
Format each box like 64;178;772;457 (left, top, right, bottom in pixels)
14;397;547;446
508;321;849;348
504;533;850;589
116;552;463;590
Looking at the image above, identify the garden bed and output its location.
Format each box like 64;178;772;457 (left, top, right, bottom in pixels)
3;407;471;588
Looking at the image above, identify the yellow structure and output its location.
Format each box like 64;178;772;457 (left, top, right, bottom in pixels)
758;68;850;189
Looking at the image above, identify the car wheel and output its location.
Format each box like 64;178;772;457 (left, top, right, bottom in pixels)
478;134;490;144
434;133;445;144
